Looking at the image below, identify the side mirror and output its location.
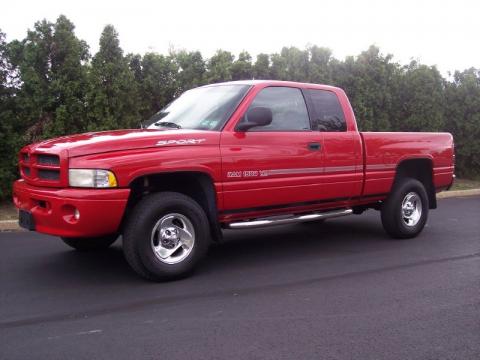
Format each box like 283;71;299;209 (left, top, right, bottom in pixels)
236;107;273;131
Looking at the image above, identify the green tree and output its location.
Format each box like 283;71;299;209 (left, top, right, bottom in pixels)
206;50;234;83
128;53;143;84
445;68;480;177
171;50;206;95
138;52;178;119
270;52;287;80
2;15;480;200
268;47;310;82
394;61;445;132
0;30;21;198
280;46;309;82
253;53;270;79
8;19;55;141
173;50;206;92
231;51;253;80
46;15;90;137
86;25;140;130
307;45;333;84
332;46;399;131
7;16;90;140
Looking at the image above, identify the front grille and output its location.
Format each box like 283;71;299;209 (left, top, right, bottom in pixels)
37;154;60;166
38;169;60;181
19;151;64;186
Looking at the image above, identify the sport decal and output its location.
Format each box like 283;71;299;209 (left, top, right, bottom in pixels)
156;139;206;146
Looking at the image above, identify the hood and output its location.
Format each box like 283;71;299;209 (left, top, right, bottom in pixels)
26;129;220;157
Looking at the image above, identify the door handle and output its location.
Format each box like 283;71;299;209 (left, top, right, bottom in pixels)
308;142;321;151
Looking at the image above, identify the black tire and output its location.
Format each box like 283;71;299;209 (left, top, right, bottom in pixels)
122;192;210;281
61;234;118;251
381;177;429;239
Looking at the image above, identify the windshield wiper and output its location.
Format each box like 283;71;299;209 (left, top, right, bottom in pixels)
154;121;182;129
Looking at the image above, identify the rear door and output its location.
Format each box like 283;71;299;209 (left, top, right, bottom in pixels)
304;88;363;200
220;86;325;213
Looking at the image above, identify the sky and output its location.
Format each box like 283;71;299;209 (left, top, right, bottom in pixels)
1;0;478;75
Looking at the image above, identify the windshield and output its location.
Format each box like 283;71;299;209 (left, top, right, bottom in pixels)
145;84;251;131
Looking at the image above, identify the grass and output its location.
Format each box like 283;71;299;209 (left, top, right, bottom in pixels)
0;201;17;220
0;178;478;221
450;178;480;191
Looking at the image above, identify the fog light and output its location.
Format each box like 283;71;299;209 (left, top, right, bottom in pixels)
61;204;80;224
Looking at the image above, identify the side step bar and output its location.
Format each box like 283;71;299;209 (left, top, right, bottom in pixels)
225;209;353;230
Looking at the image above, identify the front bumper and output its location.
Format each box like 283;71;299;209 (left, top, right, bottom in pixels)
12;179;130;237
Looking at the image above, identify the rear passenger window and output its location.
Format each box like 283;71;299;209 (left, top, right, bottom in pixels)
307;90;346;132
245;87;311;131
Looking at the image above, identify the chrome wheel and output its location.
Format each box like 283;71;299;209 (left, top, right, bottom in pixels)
151;213;195;264
401;192;422;227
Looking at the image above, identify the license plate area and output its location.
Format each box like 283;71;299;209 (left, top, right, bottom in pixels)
19;209;35;231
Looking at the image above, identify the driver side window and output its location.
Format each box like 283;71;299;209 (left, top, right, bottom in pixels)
244;87;311;131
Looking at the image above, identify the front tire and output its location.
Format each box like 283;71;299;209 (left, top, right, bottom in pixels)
122;192;210;281
61;234;118;251
381;177;429;239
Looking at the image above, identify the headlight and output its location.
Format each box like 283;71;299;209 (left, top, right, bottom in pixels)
69;169;118;188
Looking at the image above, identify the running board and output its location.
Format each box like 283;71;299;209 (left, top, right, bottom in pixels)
225;209;353;229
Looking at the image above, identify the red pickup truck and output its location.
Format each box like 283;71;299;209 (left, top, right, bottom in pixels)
13;80;454;280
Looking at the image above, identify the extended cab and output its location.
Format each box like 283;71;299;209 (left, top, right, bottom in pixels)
13;80;455;280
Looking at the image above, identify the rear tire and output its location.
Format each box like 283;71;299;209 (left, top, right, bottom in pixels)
381;177;429;239
61;234;118;251
122;192;210;281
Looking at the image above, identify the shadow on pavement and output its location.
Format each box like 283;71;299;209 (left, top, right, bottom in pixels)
20;213;388;284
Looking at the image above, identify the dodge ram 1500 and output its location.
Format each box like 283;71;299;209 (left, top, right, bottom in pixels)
13;80;455;280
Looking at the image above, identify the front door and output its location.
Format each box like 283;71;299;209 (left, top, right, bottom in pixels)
220;86;324;214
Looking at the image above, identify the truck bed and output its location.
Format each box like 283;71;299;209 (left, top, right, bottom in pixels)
360;132;455;197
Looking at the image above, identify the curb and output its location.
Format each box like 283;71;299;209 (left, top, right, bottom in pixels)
436;188;480;199
0;220;24;232
1;189;479;232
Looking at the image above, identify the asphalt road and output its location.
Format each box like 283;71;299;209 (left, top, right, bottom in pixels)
1;196;479;360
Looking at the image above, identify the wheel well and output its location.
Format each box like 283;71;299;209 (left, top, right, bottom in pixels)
394;159;436;209
123;172;222;242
